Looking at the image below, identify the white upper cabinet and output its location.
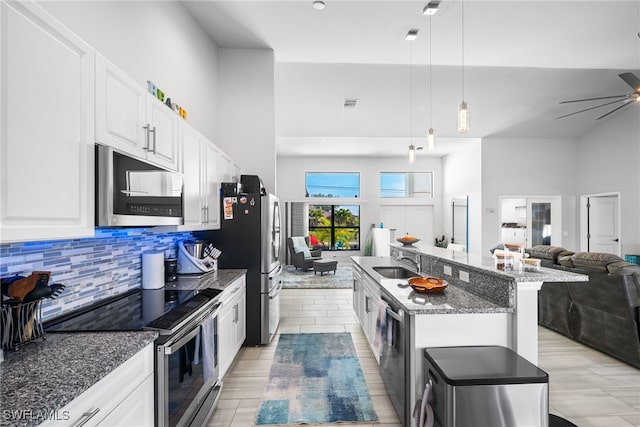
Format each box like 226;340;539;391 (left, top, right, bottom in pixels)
179;122;219;231
219;152;235;183
0;0;95;243
95;53;179;171
146;94;179;170
203;141;221;229
95;53;146;157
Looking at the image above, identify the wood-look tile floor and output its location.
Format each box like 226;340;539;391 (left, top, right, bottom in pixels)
208;288;640;427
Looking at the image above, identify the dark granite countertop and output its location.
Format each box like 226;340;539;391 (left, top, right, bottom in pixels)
165;268;247;291
390;243;588;283
352;256;510;315
0;268;247;427
0;331;158;427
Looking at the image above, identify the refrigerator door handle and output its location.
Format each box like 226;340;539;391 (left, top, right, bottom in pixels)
269;264;283;279
270;279;283;299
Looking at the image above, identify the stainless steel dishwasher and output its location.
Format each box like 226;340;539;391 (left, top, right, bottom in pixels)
379;294;411;426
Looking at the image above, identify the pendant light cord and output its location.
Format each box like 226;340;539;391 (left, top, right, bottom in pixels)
410;39;413;145
461;0;465;99
429;15;433;126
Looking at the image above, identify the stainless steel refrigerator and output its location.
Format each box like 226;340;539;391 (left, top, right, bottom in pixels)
201;179;282;346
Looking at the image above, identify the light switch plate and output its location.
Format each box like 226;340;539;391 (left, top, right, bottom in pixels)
459;270;470;282
443;265;452;276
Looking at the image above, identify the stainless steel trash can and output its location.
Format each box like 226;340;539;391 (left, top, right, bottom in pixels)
422;346;549;427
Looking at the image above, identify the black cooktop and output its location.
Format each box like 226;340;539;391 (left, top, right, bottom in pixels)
44;287;222;334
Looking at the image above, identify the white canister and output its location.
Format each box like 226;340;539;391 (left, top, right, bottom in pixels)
142;251;165;289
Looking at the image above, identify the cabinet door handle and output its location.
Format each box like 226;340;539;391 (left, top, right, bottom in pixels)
205;206;209;224
73;408;100;427
150;126;157;154
365;296;370;313
143;124;150;151
233;304;238;323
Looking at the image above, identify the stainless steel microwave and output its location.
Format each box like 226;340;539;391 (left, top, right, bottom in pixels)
96;145;183;227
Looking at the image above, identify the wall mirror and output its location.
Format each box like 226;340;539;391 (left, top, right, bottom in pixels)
451;196;469;252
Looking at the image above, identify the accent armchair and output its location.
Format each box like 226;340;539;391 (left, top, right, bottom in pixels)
287;236;322;270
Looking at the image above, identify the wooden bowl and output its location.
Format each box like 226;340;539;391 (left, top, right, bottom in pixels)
396;236;420;246
408;276;448;294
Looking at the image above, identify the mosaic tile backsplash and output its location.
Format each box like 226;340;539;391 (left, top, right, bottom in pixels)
0;229;196;321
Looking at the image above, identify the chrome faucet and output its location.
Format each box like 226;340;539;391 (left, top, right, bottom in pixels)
397;254;421;273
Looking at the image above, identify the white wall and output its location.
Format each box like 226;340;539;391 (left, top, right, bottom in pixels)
40;1;220;142
576;107;640;256
218;49;276;192
442;140;482;254
277;155;444;255
481;138;579;255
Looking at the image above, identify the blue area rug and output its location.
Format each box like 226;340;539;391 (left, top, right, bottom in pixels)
281;264;352;289
255;333;378;425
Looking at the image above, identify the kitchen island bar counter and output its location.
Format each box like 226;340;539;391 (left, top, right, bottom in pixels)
390;242;588;284
352;255;512;315
353;248;588;427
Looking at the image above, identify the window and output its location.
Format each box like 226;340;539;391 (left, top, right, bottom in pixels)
305;172;360;198
309;205;360;251
380;172;433;198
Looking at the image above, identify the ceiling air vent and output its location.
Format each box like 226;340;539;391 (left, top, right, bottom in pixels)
343;99;358;109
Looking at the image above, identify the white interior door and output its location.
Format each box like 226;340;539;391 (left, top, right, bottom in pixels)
586;195;620;254
380;205;434;244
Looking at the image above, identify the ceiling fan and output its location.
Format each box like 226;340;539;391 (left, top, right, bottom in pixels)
557;72;640;120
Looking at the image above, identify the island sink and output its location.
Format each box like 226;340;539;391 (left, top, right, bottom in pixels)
372;266;417;279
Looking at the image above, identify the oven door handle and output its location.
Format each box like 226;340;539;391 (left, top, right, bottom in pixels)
164;326;201;355
385;307;404;323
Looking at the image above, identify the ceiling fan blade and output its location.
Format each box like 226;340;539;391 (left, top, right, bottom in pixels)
556;98;626;119
559;94;627;104
595;100;633;120
619;72;640;92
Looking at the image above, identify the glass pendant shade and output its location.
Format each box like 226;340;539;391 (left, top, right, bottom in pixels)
457;101;470;133
408;144;416;164
427;128;436;151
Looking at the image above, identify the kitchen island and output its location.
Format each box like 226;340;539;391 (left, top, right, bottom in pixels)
352;245;587;427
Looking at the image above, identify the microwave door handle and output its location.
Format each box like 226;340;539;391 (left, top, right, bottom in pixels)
120;190;149;195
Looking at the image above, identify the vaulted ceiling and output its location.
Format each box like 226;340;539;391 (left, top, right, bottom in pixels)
183;0;640;157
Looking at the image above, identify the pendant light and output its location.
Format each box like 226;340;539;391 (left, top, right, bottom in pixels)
406;30;418;163
427;14;436;151
457;0;470;133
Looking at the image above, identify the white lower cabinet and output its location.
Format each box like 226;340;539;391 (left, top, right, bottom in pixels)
218;275;247;379
41;343;154;427
0;0;95;243
352;264;381;363
98;374;154;426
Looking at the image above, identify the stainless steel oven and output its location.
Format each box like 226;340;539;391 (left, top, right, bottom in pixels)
44;286;225;427
155;297;222;427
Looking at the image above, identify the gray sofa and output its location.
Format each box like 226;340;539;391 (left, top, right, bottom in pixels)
527;245;640;368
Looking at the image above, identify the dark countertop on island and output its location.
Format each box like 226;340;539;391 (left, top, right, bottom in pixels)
352;256;511;315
